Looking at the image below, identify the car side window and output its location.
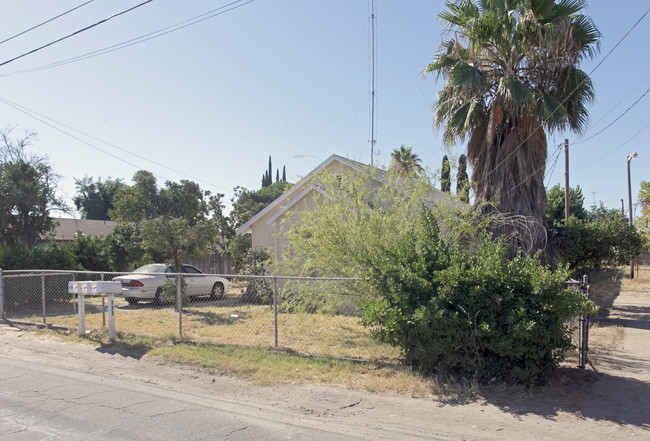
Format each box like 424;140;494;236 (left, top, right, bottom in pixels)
165;267;174;274
183;266;200;274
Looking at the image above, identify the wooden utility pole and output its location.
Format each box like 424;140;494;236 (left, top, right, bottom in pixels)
564;139;570;219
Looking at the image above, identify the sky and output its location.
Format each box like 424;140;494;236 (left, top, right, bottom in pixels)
0;0;648;218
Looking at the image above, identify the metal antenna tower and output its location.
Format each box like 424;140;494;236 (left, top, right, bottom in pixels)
370;0;376;166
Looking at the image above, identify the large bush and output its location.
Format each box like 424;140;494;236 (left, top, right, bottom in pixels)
360;211;592;384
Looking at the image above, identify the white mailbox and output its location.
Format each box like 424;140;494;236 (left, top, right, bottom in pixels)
68;281;122;342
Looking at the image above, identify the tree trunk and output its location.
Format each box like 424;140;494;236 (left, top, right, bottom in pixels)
467;115;548;256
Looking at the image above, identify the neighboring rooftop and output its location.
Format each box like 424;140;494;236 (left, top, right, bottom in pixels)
50;218;118;242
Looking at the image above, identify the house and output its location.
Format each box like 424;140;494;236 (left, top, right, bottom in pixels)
49;218;118;242
235;154;460;261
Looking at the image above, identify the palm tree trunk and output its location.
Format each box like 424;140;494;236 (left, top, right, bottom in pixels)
468;116;549;256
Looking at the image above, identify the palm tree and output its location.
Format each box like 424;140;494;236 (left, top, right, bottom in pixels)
390;145;424;175
425;0;599;254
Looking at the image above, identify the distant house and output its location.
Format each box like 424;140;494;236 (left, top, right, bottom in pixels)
49;218;118;243
235;154;460;262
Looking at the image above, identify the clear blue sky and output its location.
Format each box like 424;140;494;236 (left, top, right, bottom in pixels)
1;0;648;217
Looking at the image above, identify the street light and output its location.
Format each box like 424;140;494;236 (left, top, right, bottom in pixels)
627;152;638;279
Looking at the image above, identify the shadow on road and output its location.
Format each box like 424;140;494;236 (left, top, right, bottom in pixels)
95;340;152;360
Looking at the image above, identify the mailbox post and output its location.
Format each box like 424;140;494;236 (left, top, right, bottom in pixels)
68;281;122;342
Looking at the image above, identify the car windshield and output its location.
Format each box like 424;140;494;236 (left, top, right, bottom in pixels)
132;264;166;273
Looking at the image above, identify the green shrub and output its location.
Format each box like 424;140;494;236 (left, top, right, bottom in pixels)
161;278;189;307
240;246;273;305
554;211;644;273
360;211;594;385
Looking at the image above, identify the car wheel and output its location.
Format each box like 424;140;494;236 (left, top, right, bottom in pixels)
210;282;224;300
126;298;139;306
153;288;164;305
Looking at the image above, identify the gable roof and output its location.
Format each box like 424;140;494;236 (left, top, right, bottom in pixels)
236;154;460;235
236;155;374;235
50;218;118;242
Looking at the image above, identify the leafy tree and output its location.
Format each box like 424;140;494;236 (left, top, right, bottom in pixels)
545;184;587;227
208;192;234;252
110;171;220;270
0;129;62;246
102;223;145;271
390;145;424;175
456;154;469;203
139;217;215;276
228;233;252;272
230;181;291;229
73;175;126;220
111;170;160;222
425;0;600;254
440;155;451;192
158;179;208;223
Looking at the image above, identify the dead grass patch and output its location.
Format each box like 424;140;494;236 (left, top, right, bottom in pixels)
42;301;399;361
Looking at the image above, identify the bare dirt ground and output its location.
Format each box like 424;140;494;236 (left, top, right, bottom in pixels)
1;271;649;440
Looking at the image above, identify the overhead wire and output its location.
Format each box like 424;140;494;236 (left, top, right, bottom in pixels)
0;0;155;69
572;121;650;172
0;0;256;78
573;85;650;146
0;96;233;195
574;72;650;141
0;0;96;46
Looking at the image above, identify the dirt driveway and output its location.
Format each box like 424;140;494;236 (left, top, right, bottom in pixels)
1;288;649;440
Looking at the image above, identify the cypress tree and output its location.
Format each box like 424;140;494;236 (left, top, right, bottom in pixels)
282;165;286;182
441;155;451;193
276;168;279;183
457;154;469;203
268;156;273;185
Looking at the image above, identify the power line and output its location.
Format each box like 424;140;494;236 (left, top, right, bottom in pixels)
572;121;650;172
0;0;256;78
573;85;650;145
474;7;650;190
0;96;233;195
0;0;155;69
0;0;96;46
575;73;650;140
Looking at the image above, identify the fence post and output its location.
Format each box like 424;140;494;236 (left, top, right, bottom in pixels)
273;276;278;348
582;275;589;369
101;272;106;328
41;271;47;324
177;274;183;340
71;272;77;314
0;268;5;319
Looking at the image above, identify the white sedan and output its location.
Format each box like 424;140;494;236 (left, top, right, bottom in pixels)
112;264;230;306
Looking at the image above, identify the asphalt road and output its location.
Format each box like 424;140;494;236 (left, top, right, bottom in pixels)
0;354;362;441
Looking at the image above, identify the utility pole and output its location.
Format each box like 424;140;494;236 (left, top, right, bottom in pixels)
564;139;570;219
627;152;638;279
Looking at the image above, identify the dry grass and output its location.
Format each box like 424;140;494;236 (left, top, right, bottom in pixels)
41;298;400;361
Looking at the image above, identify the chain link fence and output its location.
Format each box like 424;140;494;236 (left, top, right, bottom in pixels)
0;269;399;361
